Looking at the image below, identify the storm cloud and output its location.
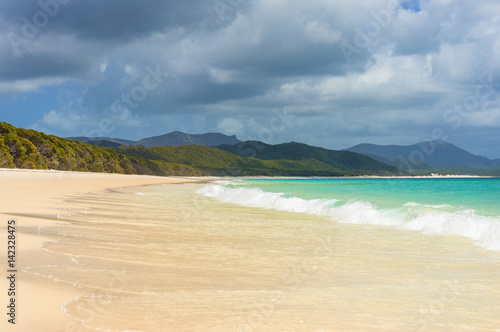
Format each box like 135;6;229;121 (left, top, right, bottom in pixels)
0;0;499;158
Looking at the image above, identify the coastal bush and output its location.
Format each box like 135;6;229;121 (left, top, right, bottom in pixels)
0;138;15;168
117;144;358;176
0;121;206;176
0;121;405;177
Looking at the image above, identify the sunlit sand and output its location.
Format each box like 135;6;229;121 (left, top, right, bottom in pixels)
2;170;500;331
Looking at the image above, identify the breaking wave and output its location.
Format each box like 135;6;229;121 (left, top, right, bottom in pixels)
198;184;500;251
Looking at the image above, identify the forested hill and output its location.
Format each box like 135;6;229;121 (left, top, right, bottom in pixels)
217;141;402;175
0;121;401;176
346;140;500;169
70;131;241;148
0;121;205;176
116;144;399;176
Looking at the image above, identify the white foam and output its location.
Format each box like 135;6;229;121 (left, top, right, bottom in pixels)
197;184;500;251
401;208;500;250
198;185;340;217
213;179;242;185
404;202;453;210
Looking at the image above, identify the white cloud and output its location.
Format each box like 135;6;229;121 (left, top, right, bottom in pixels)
2;0;500;157
208;68;236;84
465;104;500;127
0;77;66;94
217;118;244;136
33;109;88;134
305;21;341;45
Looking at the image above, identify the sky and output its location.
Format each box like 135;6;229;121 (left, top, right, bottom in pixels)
0;0;499;159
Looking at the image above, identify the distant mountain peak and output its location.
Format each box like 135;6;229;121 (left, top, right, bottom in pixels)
346;140;498;170
69;131;242;148
218;140;402;175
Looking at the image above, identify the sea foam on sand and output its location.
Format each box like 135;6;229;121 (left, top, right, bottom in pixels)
198;184;500;251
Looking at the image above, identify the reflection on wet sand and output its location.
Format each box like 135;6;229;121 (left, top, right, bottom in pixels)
27;183;500;331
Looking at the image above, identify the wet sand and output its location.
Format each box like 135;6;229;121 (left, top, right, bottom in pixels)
2;170;500;331
0;169;202;332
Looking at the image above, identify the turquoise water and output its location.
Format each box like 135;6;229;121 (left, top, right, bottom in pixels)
198;178;500;251
241;178;500;216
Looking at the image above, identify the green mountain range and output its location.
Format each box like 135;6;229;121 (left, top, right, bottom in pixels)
0;121;206;176
0;121;400;177
346;140;500;175
218;141;401;175
69;131;241;148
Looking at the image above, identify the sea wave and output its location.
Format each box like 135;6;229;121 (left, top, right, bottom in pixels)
197;184;500;251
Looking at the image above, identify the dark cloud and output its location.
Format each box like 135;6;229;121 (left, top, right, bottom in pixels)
0;0;219;42
0;0;499;158
0;50;92;80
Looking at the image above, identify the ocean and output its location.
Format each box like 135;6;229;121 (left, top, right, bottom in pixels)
28;178;500;331
199;177;500;251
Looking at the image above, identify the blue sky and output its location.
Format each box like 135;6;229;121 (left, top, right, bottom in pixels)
402;0;421;12
0;0;499;159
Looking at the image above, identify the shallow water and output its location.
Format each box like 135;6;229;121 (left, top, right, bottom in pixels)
25;182;500;331
200;178;500;251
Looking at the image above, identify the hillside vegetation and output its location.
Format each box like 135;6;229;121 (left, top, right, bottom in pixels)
70;131;241;148
117;145;350;176
0;122;205;176
1;121;401;177
217;141;402;175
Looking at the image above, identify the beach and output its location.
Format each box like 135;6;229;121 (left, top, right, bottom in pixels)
0;169;201;332
2;171;500;331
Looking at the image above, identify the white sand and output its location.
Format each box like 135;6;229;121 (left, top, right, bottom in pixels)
0;169;202;332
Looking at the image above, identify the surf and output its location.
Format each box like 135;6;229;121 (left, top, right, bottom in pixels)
198;182;500;251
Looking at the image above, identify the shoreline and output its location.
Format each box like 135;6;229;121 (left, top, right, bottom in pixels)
1;168;497;179
2;169;499;330
0;169;207;332
226;175;499;180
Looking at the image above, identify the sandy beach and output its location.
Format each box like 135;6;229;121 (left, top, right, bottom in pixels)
0;169;202;332
2;170;500;331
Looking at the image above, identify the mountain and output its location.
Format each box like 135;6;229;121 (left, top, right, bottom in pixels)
350;152;436;171
0;122;206;176
217;141;402;175
0;121;401;177
68;136;136;146
346;140;499;170
117;143;401;176
69;131;241;148
5;119;497;177
136;131;241;147
83;139;123;148
117;145;339;176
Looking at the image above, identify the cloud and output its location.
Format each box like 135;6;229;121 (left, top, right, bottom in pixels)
1;0;499;157
0;76;65;94
32;109;88;133
216;118;244;136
